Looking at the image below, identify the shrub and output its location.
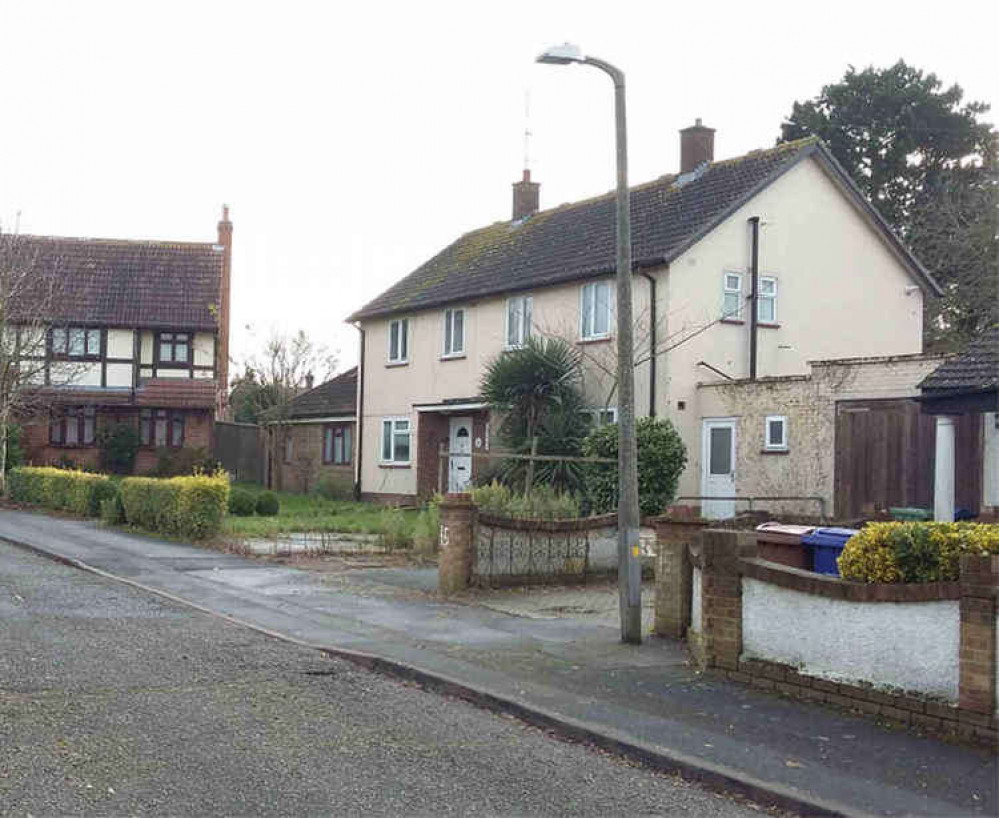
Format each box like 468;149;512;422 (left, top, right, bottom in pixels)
6;466;115;518
581;416;687;517
228;488;257;517
98;423;139;474
100;490;125;525
470;480;580;520
316;473;354;501
4;423;24;471
255;491;280;516
153;447;220;478
119;472;230;539
376;507;411;550
412;498;441;555
839;521;999;583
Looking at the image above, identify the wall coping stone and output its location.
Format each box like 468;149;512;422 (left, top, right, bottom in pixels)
740;557;962;602
477;512;617;533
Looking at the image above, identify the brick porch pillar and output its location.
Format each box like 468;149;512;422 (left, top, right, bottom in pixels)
694;529;744;671
437;493;477;595
959;554;998;715
652;517;709;639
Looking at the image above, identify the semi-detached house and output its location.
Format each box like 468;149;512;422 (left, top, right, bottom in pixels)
13;208;233;472
347;123;941;512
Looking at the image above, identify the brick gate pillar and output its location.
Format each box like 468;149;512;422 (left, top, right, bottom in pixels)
437;493;477;594
958;554;998;715
692;529;745;671
652;518;709;639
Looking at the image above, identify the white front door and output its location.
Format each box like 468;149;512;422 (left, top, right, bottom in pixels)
701;418;736;519
448;416;473;493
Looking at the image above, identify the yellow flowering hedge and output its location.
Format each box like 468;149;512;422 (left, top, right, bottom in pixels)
119;472;229;540
8;466;117;517
838;521;999;583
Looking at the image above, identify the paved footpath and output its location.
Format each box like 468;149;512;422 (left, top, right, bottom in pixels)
1;509;995;817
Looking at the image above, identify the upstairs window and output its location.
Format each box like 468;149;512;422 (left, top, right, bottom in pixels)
323;424;352;465
140;409;185;448
50;406;96;446
51;327;100;359
442;308;465;358
722;273;743;321
388;319;409;364
506;295;533;348
583;406;618;427
580;281;611;340
758;277;778;324
157;332;191;365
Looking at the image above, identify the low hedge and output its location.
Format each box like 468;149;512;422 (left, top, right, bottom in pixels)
119;472;229;540
7;466;116;517
839;521;999;583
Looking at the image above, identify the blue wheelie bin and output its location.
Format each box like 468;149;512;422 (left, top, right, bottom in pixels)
803;527;858;576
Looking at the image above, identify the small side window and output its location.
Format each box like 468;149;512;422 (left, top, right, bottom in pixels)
722;273;742;321
764;415;787;451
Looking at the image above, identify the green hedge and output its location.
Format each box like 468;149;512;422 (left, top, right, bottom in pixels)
119;473;230;540
839;521;999;583
8;466;116;517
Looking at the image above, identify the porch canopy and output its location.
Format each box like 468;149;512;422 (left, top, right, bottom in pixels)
918;328;998;521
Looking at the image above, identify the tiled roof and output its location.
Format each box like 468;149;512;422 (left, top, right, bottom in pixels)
348;139;937;322
286;367;358;419
919;327;999;393
135;378;217;409
10;235;224;331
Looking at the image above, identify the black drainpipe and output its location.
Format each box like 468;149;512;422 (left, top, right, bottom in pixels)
748;216;760;381
353;324;365;500
641;272;657;417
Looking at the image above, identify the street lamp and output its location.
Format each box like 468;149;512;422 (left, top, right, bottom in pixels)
536;43;642;645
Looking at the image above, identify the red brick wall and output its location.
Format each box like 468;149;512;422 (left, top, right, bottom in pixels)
416;413;449;498
272;422;355;494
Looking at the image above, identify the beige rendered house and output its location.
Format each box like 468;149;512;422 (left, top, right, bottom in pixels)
347;124;941;512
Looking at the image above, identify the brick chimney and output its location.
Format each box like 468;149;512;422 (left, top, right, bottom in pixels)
512;169;540;221
216;204;233;419
679;119;715;174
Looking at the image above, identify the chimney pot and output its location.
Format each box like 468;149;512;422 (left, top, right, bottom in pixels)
512;169;540;221
679;119;716;174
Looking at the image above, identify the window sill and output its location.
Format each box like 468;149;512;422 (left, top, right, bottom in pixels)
385;360;409;368
379;462;411;469
758;322;781;329
577;336;612;346
48;443;96;449
720;318;745;325
761;448;789;455
322;462;352;467
440;354;467;362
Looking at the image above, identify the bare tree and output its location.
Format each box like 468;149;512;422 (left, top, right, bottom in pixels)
0;228;83;490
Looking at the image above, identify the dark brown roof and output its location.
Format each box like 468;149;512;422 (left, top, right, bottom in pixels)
286;368;358;419
919;327;999;394
10;235;224;331
348;138;939;322
135;378;217;409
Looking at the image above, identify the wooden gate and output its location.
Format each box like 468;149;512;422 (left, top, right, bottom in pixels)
834;399;982;519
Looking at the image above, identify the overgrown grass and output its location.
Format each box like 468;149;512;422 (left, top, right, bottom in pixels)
222;482;420;542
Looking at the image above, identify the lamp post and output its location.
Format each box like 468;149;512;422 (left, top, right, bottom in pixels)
536;43;642;644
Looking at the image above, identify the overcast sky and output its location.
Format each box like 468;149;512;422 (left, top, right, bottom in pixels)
2;1;996;377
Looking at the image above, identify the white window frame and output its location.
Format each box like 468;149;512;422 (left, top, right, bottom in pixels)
722;272;743;321
764;414;788;451
505;295;533;349
380;416;412;464
387;319;409;364
580;281;612;341
442;307;466;358
758;276;778;324
584;406;618;427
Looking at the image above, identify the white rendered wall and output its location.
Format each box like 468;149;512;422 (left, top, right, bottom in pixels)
742;578;959;700
193;332;214;367
106;329;134;359
105;363;132;387
690;567;702;635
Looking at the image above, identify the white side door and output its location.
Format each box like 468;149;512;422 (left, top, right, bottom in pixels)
448;416;473;493
701;418;736;519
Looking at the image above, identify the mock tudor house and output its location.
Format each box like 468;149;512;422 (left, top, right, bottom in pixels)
347;123;944;513
14;208;233;473
268;367;358;494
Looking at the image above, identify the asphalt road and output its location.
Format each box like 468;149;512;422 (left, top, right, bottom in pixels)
0;541;769;817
